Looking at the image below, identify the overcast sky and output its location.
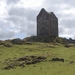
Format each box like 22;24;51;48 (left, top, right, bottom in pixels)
0;0;75;40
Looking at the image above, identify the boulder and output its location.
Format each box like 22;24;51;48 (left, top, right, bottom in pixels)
51;58;64;62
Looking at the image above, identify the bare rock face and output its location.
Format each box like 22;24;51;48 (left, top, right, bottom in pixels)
11;38;22;44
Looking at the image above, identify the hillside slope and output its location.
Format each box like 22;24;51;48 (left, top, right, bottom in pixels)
0;42;75;75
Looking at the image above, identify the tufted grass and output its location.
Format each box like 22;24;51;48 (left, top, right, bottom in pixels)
0;42;75;75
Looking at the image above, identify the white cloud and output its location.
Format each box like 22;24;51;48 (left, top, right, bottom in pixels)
6;7;37;37
42;0;75;38
0;0;75;39
19;0;45;8
0;28;15;39
0;1;8;19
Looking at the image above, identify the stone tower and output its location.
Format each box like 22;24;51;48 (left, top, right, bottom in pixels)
37;8;58;37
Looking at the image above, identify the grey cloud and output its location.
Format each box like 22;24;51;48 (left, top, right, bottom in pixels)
59;26;64;34
8;8;25;17
43;0;75;14
19;21;36;36
7;7;37;36
63;0;75;7
8;7;38;21
59;17;75;37
6;0;20;5
43;0;75;38
44;0;75;7
1;0;75;39
7;16;23;25
60;19;75;28
0;19;16;39
0;20;11;30
0;29;15;39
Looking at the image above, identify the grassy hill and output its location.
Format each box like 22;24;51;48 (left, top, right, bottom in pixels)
0;37;75;75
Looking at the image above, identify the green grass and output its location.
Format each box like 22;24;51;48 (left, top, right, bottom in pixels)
0;42;75;75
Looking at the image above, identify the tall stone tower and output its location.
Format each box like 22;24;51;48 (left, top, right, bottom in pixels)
37;8;58;37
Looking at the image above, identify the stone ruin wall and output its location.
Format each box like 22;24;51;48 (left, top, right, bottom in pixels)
37;9;58;37
49;15;58;36
37;11;49;36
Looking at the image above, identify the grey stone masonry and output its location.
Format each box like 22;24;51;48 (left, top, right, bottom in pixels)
37;8;58;37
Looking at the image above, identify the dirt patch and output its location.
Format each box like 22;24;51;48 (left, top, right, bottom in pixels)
3;55;46;70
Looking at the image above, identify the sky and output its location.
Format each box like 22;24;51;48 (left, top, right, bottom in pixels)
0;0;75;40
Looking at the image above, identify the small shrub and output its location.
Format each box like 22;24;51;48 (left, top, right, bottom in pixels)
0;40;5;45
65;44;75;48
4;43;12;47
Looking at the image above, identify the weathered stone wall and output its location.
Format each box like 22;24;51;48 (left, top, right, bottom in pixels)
49;14;58;36
37;9;49;36
37;8;58;37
